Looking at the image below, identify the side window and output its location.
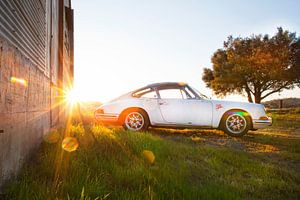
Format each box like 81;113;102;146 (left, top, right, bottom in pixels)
140;91;158;98
133;88;157;98
184;86;197;99
159;89;185;99
180;89;188;99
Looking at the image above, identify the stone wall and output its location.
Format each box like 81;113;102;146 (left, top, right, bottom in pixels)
0;36;51;187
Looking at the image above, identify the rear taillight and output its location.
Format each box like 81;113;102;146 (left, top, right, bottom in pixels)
95;109;104;114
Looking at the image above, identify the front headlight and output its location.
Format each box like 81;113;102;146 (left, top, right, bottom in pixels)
262;105;267;112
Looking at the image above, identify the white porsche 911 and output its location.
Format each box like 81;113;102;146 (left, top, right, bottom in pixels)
95;82;272;136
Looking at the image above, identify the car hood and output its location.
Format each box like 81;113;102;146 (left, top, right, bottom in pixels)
210;99;264;110
211;99;257;106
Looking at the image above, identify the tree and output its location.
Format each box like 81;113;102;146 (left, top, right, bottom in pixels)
202;28;300;103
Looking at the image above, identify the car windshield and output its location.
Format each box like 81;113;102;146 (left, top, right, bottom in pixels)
189;86;209;99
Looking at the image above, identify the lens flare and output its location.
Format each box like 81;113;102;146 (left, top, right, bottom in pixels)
62;137;79;152
228;111;248;116
142;150;155;164
43;129;61;144
10;76;28;87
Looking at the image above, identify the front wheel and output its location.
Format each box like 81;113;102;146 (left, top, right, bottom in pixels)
123;109;149;131
221;112;250;137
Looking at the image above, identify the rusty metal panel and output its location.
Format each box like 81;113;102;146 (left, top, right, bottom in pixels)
64;0;71;8
0;0;47;72
50;0;60;84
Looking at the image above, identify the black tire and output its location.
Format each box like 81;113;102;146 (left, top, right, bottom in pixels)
121;108;149;131
221;111;250;137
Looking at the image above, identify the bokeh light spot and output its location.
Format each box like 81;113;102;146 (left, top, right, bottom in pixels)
43;129;60;144
10;76;28;87
142;150;155;164
62;137;79;152
191;135;205;142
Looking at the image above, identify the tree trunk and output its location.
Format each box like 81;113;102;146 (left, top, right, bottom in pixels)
254;94;261;103
245;87;253;103
254;84;262;104
248;95;253;103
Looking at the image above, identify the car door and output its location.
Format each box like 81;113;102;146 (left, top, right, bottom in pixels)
157;88;187;124
182;99;213;126
133;87;165;124
181;86;213;126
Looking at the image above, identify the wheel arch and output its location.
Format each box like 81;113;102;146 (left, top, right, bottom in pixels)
218;109;253;129
118;107;151;125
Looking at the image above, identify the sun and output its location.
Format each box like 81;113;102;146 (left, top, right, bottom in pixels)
65;88;81;105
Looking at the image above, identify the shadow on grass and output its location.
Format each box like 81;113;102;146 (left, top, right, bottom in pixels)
149;127;299;152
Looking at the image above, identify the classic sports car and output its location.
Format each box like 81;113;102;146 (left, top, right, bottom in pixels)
95;82;272;136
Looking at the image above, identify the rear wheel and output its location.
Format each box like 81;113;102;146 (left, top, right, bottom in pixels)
221;112;250;137
122;109;149;131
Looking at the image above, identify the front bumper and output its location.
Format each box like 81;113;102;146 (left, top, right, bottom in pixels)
252;117;272;129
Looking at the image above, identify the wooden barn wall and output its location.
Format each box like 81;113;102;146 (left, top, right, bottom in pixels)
0;0;73;188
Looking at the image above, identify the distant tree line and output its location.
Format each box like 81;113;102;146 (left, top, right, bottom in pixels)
263;98;300;109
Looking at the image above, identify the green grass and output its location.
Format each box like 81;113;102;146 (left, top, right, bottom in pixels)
2;121;300;200
267;108;300;128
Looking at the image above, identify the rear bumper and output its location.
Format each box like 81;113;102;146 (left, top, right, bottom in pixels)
95;113;120;124
252;117;272;129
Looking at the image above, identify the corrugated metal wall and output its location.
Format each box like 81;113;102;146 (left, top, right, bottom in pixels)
0;0;46;72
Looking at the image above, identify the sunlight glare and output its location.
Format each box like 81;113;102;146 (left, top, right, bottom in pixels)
65;88;80;105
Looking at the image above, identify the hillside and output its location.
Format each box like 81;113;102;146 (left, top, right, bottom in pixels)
263;98;300;109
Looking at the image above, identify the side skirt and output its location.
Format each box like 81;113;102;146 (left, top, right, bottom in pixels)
150;123;213;129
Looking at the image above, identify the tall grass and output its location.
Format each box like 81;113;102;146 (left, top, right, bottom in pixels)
3;123;300;200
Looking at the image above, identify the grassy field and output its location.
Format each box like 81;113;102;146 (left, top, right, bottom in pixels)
267;108;300;129
2;108;300;199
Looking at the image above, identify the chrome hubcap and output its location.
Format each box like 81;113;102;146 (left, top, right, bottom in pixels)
125;112;144;131
225;114;247;134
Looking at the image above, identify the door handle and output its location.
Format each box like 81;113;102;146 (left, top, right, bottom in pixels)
158;101;168;105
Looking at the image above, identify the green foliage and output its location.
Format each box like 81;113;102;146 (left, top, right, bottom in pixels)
202;28;300;103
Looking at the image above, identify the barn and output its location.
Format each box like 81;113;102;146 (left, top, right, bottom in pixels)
0;0;74;188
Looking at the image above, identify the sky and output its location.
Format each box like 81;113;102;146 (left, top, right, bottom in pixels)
72;0;300;103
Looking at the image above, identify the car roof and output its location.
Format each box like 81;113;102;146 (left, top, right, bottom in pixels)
131;82;188;95
145;82;187;88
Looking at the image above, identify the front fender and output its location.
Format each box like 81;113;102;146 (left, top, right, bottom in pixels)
211;100;265;128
